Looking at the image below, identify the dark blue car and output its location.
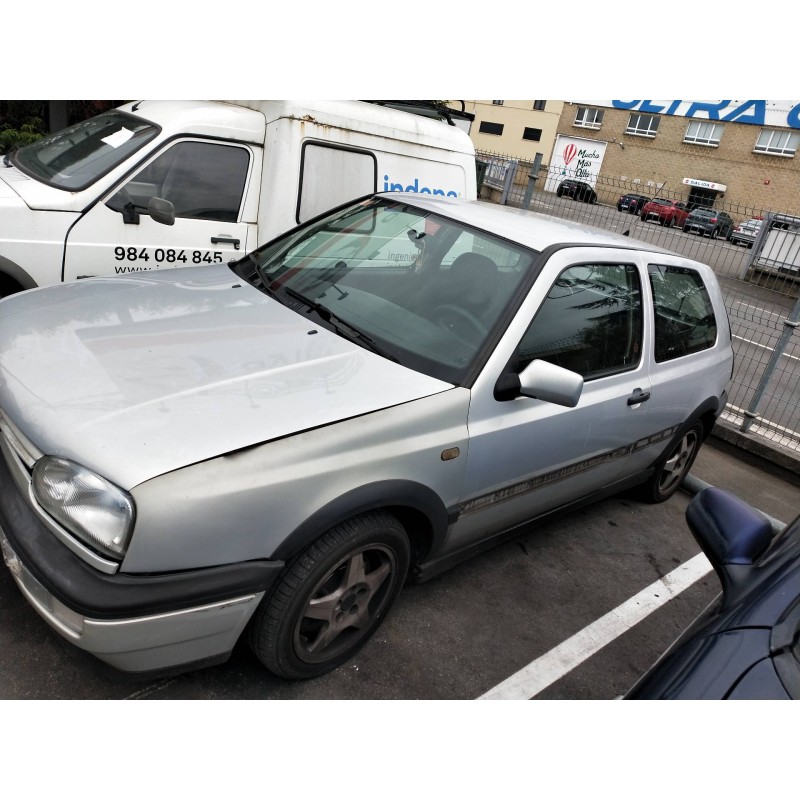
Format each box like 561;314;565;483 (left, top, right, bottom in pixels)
626;487;800;699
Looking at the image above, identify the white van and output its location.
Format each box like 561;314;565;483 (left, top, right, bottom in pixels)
0;100;476;296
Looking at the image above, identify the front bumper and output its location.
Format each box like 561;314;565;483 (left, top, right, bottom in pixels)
1;529;264;671
0;433;284;673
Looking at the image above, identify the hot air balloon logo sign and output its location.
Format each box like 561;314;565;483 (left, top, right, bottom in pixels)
560;143;579;175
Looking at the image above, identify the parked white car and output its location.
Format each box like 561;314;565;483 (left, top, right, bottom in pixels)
728;218;763;248
0;194;733;679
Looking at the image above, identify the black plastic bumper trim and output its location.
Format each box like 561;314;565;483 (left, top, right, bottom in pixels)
0;452;283;620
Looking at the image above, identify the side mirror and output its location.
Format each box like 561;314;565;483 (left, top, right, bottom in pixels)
517;359;583;407
148;197;175;226
686;487;777;606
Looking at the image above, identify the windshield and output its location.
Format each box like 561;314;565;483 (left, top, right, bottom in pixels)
11;111;159;191
235;197;536;384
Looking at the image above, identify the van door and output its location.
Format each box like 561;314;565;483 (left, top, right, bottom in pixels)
63;139;258;282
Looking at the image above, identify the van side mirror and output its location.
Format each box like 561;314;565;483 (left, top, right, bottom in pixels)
148;197;175;226
494;359;584;406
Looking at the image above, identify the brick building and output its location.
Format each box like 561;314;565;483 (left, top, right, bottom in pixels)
452;100;565;163
551;101;800;216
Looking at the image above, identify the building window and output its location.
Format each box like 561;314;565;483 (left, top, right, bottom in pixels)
574;107;603;129
684;121;723;146
533;100;546;111
491;100;504;106
522;127;542;142
626;113;660;137
479;121;504;136
754;129;799;157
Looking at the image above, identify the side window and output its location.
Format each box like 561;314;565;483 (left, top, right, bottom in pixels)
107;141;249;222
648;264;718;362
297;144;376;224
517;263;643;379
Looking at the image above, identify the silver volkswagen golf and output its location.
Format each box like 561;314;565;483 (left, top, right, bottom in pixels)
0;194;733;679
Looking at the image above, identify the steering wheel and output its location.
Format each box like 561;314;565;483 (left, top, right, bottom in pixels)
433;304;488;343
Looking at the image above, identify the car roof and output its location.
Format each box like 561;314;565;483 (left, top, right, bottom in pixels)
376;193;675;255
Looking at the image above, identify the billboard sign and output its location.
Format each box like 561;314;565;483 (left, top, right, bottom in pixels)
545;135;607;193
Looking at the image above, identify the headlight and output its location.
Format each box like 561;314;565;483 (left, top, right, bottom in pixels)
32;456;135;560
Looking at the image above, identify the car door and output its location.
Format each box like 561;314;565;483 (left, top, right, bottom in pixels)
447;248;665;552
63;139;259;282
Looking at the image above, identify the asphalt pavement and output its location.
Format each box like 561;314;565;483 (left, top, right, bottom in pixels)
1;418;798;701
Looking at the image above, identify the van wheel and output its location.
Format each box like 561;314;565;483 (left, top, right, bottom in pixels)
248;511;410;679
638;422;704;503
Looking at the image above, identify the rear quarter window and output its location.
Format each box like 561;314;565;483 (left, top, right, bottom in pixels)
648;264;717;362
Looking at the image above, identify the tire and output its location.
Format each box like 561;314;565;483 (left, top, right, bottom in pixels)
682;225;689;233
248;511;410;679
638;422;704;503
711;228;718;240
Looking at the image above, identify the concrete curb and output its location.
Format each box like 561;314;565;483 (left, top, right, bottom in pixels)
711;420;800;475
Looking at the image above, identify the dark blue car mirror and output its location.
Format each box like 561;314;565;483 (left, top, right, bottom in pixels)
686;488;776;601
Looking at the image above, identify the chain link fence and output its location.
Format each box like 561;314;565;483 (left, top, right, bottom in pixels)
476;150;800;456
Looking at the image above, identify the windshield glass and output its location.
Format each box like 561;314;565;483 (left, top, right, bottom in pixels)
237;197;537;384
11;111;159;191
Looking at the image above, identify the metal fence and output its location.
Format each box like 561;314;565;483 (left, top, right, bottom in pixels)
476;150;800;456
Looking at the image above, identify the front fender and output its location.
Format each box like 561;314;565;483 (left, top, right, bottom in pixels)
271;479;451;562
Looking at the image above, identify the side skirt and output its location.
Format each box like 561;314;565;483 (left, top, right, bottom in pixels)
411;471;652;583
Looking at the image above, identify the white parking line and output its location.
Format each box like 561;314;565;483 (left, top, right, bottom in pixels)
733;301;785;319
477;552;713;700
732;334;800;361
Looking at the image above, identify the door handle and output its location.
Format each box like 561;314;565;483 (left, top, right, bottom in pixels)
211;236;241;250
627;388;651;405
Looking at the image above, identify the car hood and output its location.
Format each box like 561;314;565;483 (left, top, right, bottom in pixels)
0;265;452;489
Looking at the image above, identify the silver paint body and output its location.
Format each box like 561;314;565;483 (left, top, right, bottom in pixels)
0;196;734;671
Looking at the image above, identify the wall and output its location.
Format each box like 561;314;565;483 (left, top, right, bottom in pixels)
555;102;800;215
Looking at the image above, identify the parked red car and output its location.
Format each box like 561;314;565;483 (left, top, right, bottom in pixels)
640;198;690;228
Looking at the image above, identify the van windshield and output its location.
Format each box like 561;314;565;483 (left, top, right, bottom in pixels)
11;111;159;191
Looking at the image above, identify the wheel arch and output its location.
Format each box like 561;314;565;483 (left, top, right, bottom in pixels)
0;256;37;296
649;396;722;471
270;479;450;566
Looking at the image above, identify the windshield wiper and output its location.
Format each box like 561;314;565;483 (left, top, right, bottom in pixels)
282;287;398;362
